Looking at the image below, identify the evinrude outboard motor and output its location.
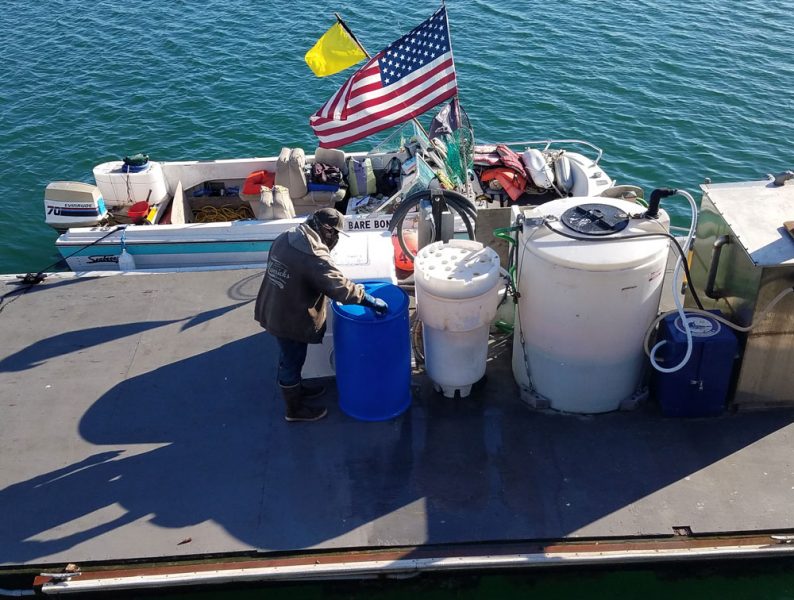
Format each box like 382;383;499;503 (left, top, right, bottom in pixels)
44;181;108;231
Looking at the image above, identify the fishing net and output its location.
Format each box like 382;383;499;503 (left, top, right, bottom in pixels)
368;99;474;193
370;120;431;157
438;103;474;189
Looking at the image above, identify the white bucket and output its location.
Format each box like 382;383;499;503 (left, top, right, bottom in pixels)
414;240;501;397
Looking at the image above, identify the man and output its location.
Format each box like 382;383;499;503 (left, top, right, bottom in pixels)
254;208;388;422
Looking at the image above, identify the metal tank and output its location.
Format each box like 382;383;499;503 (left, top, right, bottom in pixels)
684;178;794;409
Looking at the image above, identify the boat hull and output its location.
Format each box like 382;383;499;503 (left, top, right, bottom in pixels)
56;220;291;271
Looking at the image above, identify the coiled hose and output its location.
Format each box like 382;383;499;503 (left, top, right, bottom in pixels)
388;189;478;260
390;189;478;362
193;204;254;223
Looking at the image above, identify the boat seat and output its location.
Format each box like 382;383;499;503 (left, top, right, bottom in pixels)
292;189;346;216
275;147;309;200
314;147;347;175
271;146;346;216
248;185;295;220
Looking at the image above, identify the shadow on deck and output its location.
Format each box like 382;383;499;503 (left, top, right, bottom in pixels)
2;270;794;567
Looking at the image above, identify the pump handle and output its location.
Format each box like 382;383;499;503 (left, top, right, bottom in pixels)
705;235;731;299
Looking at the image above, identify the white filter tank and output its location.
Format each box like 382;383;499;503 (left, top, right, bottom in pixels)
513;198;670;413
93;160;169;207
414;240;502;398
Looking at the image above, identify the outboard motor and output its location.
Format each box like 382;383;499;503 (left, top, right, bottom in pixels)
44;181;108;231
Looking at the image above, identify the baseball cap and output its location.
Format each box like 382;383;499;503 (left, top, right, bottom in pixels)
312;207;348;235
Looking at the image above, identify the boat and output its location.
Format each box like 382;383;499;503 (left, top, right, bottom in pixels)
45;118;621;272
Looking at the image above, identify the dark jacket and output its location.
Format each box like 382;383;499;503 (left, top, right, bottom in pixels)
254;223;364;343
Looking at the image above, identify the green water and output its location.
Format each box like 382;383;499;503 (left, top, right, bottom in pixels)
2;0;794;594
2;0;792;276
121;561;794;599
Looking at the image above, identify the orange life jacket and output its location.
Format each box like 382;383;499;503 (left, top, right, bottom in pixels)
480;167;527;202
242;170;276;195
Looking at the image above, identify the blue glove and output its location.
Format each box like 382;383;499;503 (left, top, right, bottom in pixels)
362;293;389;316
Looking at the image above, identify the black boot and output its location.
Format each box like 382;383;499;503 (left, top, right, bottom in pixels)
300;380;326;400
281;383;327;422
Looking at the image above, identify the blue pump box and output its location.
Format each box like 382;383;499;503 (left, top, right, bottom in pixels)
652;311;738;417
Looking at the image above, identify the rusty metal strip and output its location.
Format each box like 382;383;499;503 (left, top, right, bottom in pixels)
35;532;794;594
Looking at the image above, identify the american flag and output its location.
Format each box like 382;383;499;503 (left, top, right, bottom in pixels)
310;7;458;148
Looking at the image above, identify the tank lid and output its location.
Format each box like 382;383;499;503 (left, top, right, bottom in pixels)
522;197;670;271
414;240;501;299
332;281;407;322
561;203;629;235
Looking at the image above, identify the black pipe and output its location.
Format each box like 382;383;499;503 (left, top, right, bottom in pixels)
705;235;731;299
644;188;678;219
388;189;477;260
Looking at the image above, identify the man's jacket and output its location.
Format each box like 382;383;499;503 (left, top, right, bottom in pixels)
254;222;364;343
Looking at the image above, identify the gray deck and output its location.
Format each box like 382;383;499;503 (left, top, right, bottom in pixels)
2;269;794;568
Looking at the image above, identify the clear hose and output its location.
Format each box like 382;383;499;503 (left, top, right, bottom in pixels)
647;189;699;373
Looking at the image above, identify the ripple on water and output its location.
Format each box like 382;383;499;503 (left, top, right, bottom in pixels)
1;0;793;272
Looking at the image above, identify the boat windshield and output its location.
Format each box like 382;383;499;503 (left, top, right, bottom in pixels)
370;120;431;156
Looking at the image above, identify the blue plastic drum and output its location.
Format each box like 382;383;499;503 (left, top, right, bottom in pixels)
332;282;411;421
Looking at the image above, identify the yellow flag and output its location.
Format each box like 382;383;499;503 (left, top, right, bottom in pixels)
304;22;367;77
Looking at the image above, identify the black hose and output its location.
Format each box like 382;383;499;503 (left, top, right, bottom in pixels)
400;195;475;259
389;189;477;260
448;192;478;223
388;196;421;259
644;188;677;219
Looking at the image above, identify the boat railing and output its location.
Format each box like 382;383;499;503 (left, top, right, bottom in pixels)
488;139;604;166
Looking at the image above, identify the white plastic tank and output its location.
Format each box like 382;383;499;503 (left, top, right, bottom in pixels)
513;197;670;413
93;160;168;207
414;240;502;398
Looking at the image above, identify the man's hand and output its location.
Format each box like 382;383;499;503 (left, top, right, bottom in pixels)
371;297;388;316
362;293;389;316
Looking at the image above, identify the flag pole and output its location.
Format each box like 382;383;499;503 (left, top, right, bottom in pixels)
334;14;369;58
334;13;431;139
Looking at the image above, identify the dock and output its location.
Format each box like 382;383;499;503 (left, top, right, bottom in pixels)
3;268;794;594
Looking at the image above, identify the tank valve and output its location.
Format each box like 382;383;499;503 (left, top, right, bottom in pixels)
523;216;546;229
644;188;678;219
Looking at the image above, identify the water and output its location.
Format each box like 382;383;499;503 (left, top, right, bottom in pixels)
3;0;792;276
2;0;793;594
